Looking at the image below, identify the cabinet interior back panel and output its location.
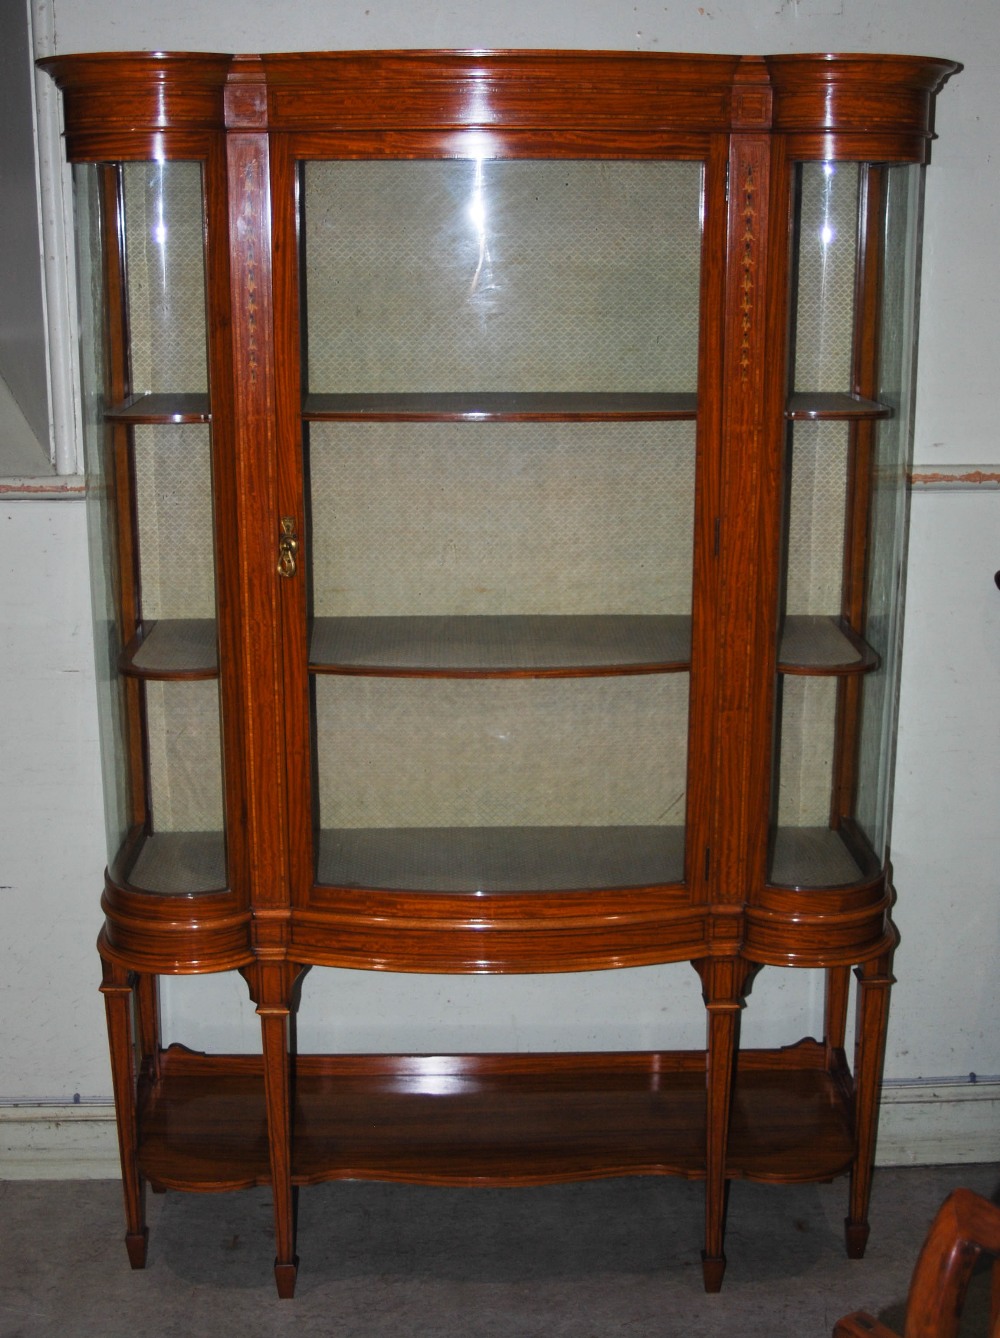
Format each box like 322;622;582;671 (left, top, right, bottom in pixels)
308;422;695;616
314;675;689;828
775;676;837;827
134;425;216;619
302;160;703;394
145;679;225;832
785;421;848;616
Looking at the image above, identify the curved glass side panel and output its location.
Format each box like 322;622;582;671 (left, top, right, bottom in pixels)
76;164;130;862
74;162;226;896
770;161;922;889
853;165;923;863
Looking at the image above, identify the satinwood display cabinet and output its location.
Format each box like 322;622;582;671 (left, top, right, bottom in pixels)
42;48;955;1296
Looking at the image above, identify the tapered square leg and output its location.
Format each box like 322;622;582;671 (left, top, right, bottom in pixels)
99;948;148;1272
846;949;895;1258
242;963;304;1299
694;958;748;1293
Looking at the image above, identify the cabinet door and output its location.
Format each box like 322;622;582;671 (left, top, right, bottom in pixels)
769;159;924;893
280;152;713;968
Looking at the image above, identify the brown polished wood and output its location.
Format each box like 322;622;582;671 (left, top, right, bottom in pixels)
835;1188;1000;1338
43;48;955;1299
136;1042;856;1188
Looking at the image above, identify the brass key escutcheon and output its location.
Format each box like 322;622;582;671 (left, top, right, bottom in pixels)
277;516;298;578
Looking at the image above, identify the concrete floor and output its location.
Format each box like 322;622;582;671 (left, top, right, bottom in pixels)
1;1165;998;1337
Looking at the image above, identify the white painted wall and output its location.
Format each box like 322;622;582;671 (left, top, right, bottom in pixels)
2;1;998;1166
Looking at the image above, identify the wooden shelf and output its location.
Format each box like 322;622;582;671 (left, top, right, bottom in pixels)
785;392;891;421
304;392;698;422
310;614;692;677
105;393;211;424
121;619;219;679
137;1043;855;1192
317;825;686;893
778;615;879;676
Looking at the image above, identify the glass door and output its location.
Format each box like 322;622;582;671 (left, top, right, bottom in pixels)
296;156;705;898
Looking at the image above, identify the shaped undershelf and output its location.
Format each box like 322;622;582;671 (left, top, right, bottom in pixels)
136;1042;856;1191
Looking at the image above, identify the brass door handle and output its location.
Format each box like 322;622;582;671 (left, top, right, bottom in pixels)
277;516;298;578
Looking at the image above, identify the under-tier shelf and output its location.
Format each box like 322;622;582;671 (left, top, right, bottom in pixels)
121;619;220;679
303;391;698;421
310;615;692;677
770;825;879;889
317;825;686;893
785;392;891;421
137;1043;855;1192
117;830;227;896
105;393;211;424
777;615;878;675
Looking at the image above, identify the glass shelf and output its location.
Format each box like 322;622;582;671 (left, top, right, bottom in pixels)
122;614;877;680
121;619;219;679
769;824;879;890
105;393;211;424
785;392;891;421
777;615;878;676
114;829;227;896
316;825;686;893
309;614;692;678
304;392;698;422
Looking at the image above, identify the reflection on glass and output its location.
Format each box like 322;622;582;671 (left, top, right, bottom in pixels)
122;161;208;395
792;162;859;392
302;159;703;394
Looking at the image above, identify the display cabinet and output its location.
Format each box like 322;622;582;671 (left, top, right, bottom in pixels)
42;49;955;1297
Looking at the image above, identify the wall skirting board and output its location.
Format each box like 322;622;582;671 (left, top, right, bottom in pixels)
1;1082;997;1179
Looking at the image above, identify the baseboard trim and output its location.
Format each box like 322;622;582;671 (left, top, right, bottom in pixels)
2;1082;997;1179
876;1080;1000;1167
0;1104;120;1179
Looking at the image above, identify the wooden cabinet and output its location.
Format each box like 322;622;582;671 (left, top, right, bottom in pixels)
42;49;955;1297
